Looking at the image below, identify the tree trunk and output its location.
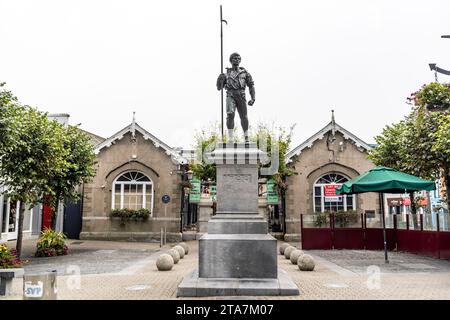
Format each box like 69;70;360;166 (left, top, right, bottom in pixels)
279;188;287;235
444;166;450;215
409;191;416;214
15;201;26;258
51;191;61;230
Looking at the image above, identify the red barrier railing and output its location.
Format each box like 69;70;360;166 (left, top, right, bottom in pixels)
300;213;450;260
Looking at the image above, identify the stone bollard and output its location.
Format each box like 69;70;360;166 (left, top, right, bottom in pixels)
290;249;304;265
156;254;174;271
167;249;180;264
173;245;185;259
298;254;315;271
279;243;290;255
284;246;296;259
178;242;189;255
23;270;57;300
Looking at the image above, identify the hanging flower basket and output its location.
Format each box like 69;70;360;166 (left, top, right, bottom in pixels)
407;82;450;111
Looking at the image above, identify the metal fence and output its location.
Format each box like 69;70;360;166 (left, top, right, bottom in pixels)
301;212;450;260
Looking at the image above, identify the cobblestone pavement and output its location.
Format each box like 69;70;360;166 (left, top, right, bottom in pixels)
2;239;450;300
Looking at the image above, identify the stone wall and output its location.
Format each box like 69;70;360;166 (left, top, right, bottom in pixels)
80;131;182;242
285;131;378;242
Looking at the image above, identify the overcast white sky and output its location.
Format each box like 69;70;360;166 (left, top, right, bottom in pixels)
1;0;450;149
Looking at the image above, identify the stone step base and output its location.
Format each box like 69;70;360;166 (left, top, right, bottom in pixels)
213;213;263;218
177;268;300;297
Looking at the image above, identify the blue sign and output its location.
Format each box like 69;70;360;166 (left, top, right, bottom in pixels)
162;195;171;204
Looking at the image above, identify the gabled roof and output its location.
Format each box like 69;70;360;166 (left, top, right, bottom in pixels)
77;128;106;146
286;120;373;164
94;122;188;165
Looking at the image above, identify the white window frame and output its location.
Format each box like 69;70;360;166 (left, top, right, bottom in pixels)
1;198;20;240
1;190;32;240
111;171;154;216
313;173;356;213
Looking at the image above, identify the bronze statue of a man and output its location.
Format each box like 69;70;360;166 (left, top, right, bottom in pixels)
217;52;255;142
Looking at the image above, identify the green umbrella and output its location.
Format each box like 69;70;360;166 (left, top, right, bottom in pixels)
335;166;436;263
335;166;436;194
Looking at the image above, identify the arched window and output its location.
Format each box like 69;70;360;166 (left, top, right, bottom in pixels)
313;173;355;213
112;171;153;213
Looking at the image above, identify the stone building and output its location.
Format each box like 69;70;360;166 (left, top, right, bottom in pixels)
1;112;383;244
283;113;378;241
79;118;187;242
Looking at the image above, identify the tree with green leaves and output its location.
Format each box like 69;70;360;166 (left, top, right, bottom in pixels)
432;112;450;209
368;120;408;172
189;123;220;182
370;83;450;214
48;125;97;229
251;122;297;233
251;122;297;191
0;83;96;257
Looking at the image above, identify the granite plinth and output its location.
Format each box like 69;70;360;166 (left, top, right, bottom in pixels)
199;233;277;279
207;214;268;234
216;164;259;214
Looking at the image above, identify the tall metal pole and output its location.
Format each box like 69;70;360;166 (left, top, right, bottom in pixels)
220;5;224;141
380;192;389;263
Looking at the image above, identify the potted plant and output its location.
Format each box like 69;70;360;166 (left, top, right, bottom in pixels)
0;243;24;296
35;228;69;257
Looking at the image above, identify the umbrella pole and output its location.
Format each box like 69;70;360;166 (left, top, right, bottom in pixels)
380;192;389;263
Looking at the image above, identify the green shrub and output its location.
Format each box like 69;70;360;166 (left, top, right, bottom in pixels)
35;228;68;257
110;208;150;224
334;210;358;227
314;213;329;227
0;244;23;268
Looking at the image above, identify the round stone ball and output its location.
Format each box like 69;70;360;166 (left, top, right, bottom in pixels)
156;254;174;271
298;254;315;271
178;242;189;255
167;248;180;264
284;246;296;259
290;249;304;265
279;243;290;255
173;245;185;259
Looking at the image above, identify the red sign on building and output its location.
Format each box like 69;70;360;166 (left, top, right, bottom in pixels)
324;184;342;202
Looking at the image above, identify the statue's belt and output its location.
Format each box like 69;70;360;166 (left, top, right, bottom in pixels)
226;88;245;93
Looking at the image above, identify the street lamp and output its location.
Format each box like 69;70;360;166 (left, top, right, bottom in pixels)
180;169;194;232
428;35;450;78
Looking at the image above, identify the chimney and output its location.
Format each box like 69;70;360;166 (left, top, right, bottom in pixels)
48;113;70;127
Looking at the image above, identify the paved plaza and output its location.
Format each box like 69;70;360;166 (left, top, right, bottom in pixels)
2;239;450;300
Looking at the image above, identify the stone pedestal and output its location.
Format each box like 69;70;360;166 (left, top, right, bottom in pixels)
259;197;268;220
177;142;299;297
197;197;213;234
